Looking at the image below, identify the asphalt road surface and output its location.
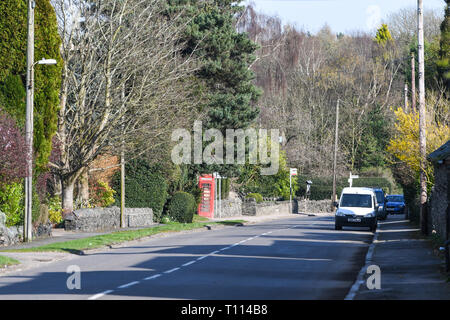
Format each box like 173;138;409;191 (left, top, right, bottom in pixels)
0;215;374;300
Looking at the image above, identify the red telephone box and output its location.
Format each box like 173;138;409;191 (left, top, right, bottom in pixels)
198;174;215;218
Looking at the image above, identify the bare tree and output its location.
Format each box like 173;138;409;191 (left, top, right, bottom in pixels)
51;0;201;214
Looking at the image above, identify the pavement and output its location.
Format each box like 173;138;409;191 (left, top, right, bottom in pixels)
353;213;450;300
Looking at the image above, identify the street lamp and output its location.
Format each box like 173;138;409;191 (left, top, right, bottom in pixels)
24;0;57;242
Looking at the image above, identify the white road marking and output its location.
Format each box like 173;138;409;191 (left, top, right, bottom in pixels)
88;290;114;300
164;267;180;274
345;224;379;300
182;261;196;267
143;274;161;280
117;281;140;289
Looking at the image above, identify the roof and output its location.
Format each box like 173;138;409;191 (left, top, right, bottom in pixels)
341;187;375;195
427;139;450;163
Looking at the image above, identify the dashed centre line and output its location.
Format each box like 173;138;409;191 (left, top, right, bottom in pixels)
88;223;300;300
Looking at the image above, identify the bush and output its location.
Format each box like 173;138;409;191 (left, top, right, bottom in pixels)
0;181;23;226
246;192;263;203
91;180;116;208
47;195;63;225
112;159;168;222
168;192;196;223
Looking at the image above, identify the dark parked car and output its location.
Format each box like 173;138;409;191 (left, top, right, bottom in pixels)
385;195;405;214
373;188;387;220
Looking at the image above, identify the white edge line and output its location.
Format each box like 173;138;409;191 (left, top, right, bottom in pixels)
88;290;114;300
344;225;379;300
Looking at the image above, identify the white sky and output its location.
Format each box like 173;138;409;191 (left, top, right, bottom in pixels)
243;0;446;34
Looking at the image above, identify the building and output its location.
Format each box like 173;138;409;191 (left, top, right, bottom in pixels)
427;140;450;243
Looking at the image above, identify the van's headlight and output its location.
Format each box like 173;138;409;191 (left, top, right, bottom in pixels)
336;210;344;216
365;212;375;218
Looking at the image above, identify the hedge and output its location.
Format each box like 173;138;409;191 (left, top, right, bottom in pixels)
168;191;196;223
112;159;168;222
246;193;263;203
296;175;394;200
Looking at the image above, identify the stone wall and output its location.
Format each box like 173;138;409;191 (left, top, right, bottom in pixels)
0;211;52;246
296;199;334;214
65;206;154;232
242;199;291;216
429;160;449;241
217;199;242;218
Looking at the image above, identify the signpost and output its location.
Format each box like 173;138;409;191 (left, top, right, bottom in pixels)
289;168;297;214
348;172;359;187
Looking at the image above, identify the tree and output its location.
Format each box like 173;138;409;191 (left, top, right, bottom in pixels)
50;0;200;214
437;0;450;90
166;0;262;178
0;0;62;173
386;107;449;186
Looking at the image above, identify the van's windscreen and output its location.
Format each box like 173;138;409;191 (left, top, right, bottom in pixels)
340;194;372;208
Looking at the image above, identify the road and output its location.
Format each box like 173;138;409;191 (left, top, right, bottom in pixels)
0;215;374;300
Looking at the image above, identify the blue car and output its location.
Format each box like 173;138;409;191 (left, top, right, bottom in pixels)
385;195;405;214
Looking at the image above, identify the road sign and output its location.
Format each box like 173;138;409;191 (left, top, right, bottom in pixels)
290;168;297;176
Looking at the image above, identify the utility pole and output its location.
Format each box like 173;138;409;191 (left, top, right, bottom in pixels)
24;0;35;242
331;99;340;209
404;83;408;113
411;52;416;113
418;0;428;235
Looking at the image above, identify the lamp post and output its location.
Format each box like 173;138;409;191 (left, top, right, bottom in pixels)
24;0;57;242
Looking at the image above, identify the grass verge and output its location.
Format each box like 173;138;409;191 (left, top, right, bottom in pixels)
0;255;20;268
1;218;246;255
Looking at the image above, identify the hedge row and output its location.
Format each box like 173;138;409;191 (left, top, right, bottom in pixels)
296;175;394;200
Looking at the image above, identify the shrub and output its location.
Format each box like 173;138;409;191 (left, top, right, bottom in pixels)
47;195;63;225
91;180;116;208
168;192;196;223
0;181;23;226
246;192;263;203
112;159;168;222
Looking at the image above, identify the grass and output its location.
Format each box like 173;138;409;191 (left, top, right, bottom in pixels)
0;217;246;255
0;255;19;267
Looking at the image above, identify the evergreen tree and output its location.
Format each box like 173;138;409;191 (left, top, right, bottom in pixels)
166;0;261;178
0;0;62;172
437;0;450;90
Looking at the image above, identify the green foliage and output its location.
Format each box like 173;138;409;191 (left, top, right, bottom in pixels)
168;191;196;223
0;0;62;172
296;175;394;200
238;150;298;200
219;178;230;199
112;159;168;222
246;193;263;203
91;180;116;208
167;0;261;178
0;182;24;226
437;2;450;89
47;195;63;224
375;24;393;46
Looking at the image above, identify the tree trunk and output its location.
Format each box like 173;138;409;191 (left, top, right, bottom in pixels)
77;168;90;206
62;178;75;217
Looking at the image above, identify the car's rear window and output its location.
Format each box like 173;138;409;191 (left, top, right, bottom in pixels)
340;194;372;208
386;196;404;202
374;190;384;203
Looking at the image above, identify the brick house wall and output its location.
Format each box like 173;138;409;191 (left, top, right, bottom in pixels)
88;154;120;188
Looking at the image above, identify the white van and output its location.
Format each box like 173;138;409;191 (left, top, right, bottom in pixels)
334;187;378;232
